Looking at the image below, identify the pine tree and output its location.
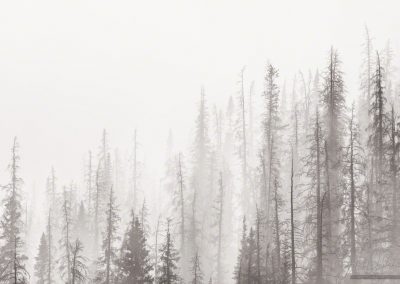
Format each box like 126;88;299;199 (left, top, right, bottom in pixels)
236;67;249;215
94;129;112;258
70;239;88;284
117;211;153;283
46;211;54;284
262;64;281;253
290;150;296;284
320;47;346;280
175;153;186;254
302;107;325;283
188;87;211;274
0;137;28;283
359;26;374;145
369;52;387;190
96;186;120;284
35;233;49;284
59;189;72;284
367;51;389;272
158;219;180;284
339;103;368;276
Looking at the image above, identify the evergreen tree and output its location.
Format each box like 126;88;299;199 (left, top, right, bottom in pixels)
157;220;180;284
96;186;120;284
0;137;28;283
117;211;153;283
302;107;325;283
190;87;211;255
342;104;366;274
236;67;249;215
34;233;49;284
59;189;72;284
70;239;88;284
46;211;54;284
262;65;282;270
367;51;390;272
320;47;346;281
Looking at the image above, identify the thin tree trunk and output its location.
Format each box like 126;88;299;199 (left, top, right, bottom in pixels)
48;211;52;284
133;129;138;212
240;67;248;214
349;109;357;274
290;150;296;284
390;106;398;247
217;173;224;284
273;178;281;280
316;110;323;283
177;153;185;253
154;215;160;284
256;206;261;284
105;187;113;284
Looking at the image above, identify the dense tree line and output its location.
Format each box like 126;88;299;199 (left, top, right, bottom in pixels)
0;28;399;284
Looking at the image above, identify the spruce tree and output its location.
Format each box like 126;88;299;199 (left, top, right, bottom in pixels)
367;51;389;272
343;104;365;275
34;233;49;284
70;239;88;284
158;220;180;284
320;47;346;280
59;189;72;284
117;211;153;283
0;137;28;283
96;186;120;284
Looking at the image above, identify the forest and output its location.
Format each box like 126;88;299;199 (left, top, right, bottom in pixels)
0;27;400;284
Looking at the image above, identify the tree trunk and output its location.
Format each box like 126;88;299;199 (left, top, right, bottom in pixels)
290;151;296;284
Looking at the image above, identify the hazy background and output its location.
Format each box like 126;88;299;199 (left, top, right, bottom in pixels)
0;0;399;205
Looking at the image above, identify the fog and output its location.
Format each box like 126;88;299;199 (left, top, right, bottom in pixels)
0;0;399;283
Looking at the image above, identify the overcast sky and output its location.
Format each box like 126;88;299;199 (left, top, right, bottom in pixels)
0;0;399;193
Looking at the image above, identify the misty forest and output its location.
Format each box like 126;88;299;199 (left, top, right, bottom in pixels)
2;11;400;284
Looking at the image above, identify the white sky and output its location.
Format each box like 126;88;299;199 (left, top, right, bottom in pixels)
0;0;399;193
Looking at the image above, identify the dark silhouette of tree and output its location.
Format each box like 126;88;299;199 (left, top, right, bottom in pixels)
320;47;346;281
117;211;153;283
157;219;180;284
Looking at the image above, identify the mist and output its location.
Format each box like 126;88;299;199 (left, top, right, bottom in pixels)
0;0;400;283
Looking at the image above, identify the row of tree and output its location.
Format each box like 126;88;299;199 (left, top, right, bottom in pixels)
0;27;399;284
